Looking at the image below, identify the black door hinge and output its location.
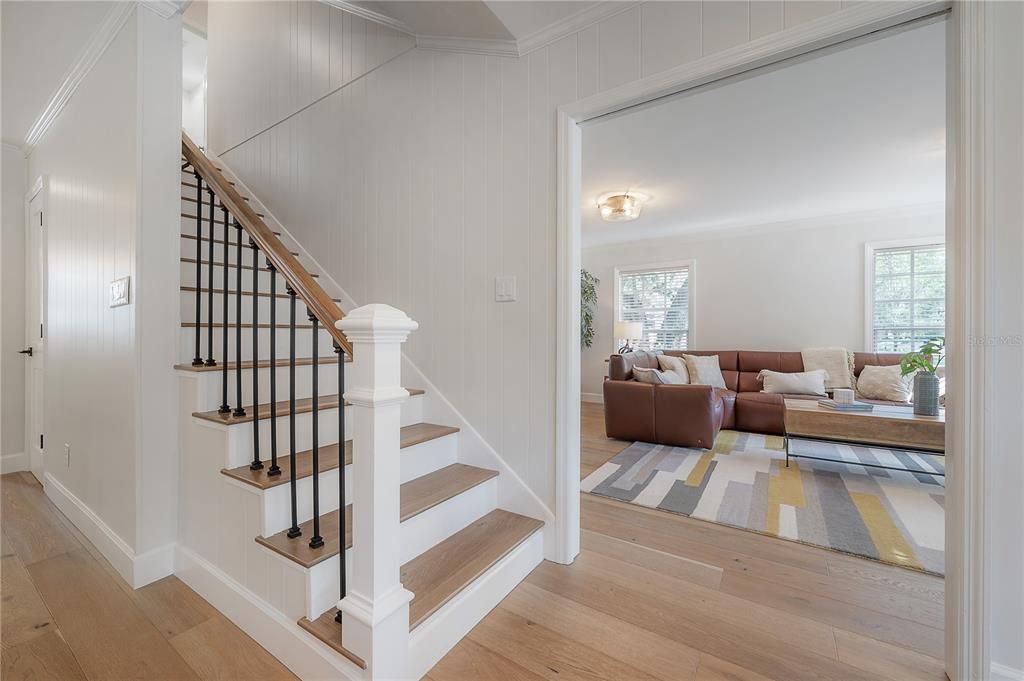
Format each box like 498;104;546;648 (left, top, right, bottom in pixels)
40;434;44;449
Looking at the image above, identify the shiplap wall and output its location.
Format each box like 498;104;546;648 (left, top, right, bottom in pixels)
2;146;27;466
208;0;849;510
28;19;139;547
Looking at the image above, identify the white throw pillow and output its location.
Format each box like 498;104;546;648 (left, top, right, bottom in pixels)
657;355;690;383
633;367;683;385
758;369;828;396
681;354;727;389
856;364;913;403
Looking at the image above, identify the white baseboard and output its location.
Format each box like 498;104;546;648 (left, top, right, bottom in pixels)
174;544;363;681
580;392;604;405
1;451;28;473
42;472;173;588
993;662;1024;681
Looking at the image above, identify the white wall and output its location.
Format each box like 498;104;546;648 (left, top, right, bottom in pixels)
24;7;182;586
29;17;140;548
182;84;206;148
985;3;1024;676
2;145;27;471
207;0;852;511
581;209;944;396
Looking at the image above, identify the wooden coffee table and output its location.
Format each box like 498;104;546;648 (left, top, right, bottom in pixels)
782;399;945;475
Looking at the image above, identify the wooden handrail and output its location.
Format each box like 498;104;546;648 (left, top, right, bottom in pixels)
182;132;353;357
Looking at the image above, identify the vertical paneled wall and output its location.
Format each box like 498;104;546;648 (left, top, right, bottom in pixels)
208;0;847;509
2;146;27;466
28;20;139;547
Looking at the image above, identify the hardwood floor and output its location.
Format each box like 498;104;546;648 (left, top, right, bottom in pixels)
426;402;947;681
0;471;297;681
1;403;946;680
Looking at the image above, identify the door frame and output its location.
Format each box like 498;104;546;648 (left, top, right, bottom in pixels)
554;2;986;679
25;175;48;483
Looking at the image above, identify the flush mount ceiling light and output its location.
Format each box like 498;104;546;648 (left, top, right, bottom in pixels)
597;191;649;222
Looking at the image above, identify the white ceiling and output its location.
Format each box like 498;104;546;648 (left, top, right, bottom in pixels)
353;0;601;41
582;20;946;248
1;1;114;147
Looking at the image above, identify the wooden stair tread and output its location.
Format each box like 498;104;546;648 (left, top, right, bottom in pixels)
180;285;341;303
180;257;319;277
403;509;543;630
219;422;459;489
297;609;366;669
255;462;491;567
181;321;315;329
174;356;345;372
193;389;427;425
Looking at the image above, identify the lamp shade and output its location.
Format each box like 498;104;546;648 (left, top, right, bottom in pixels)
614;321;643;340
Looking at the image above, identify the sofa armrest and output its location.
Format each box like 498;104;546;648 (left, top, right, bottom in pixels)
603;380;656;443
654;384;722;449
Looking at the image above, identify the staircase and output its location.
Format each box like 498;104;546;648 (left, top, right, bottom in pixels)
174;133;544;680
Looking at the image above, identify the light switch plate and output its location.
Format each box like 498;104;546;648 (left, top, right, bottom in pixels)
495;275;517;303
110;276;130;308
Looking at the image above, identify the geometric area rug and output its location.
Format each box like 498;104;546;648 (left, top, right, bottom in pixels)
581;430;945;575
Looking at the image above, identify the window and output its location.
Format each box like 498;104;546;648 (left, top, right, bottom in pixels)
616;262;692;351
868;241;945;353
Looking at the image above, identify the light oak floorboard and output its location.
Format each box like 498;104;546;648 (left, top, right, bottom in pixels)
428;403;944;681
169;616;300;680
1;473;296;681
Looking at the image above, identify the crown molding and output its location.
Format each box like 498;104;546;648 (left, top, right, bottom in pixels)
516;1;640;56
415;34;518;57
23;2;137;155
2;141;26;157
140;0;188;20
317;0;639;59
317;0;415;37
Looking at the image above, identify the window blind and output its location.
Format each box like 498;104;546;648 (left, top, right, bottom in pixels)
871;243;945;353
618;265;690;351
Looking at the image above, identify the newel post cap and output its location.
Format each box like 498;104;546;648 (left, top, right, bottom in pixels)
336;304;418;343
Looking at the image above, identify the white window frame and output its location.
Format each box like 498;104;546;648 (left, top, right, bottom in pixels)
864;237;946;352
613;259;696;353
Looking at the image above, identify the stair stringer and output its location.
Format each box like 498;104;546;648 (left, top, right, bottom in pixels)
206;148;559;560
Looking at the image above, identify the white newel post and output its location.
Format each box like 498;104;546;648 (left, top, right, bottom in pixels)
336;305;418;680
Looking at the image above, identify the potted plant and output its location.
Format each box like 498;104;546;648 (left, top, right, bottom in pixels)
900;336;944;416
581;269;599;349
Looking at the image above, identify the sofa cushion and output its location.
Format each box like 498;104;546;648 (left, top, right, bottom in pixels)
682;354;727;389
758;369;828;396
714;388;737;429
857;364;913;403
634;367;684;385
608;350;662;381
657;354;690;383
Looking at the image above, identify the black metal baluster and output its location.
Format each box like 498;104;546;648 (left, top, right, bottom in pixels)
232;221;246;417
218;206;230;414
309;314;323;549
334;341;346;622
191;174;204;366
267;263;281;477
250;240;263;471
286;285;301;538
204;188;216;366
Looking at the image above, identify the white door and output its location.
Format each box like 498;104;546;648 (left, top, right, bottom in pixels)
26;188;46;482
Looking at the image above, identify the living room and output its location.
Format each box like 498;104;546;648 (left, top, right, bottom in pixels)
577;14;948;672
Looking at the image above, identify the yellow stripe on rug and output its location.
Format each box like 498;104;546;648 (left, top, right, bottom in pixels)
766;461;806;536
713;431;739;454
850;491;923;570
685;452;715;487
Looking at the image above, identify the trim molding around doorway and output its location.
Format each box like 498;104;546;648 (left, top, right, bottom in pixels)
553;2;987;680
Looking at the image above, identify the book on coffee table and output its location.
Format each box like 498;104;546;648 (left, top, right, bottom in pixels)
817;399;874;411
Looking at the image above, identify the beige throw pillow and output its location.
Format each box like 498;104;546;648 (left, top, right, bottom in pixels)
681;354;727;389
758;369;828;396
633;367;683;385
657;355;690;383
856;364;913;403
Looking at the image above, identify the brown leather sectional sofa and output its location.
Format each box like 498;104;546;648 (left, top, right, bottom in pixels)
603;350;902;449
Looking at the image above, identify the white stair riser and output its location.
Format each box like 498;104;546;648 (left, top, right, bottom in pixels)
181;291;302;325
304;476;497;621
178;327;334;364
185;363;345;412
180;261;283;292
256;431;457;537
219;394;425;469
181;238;286;267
